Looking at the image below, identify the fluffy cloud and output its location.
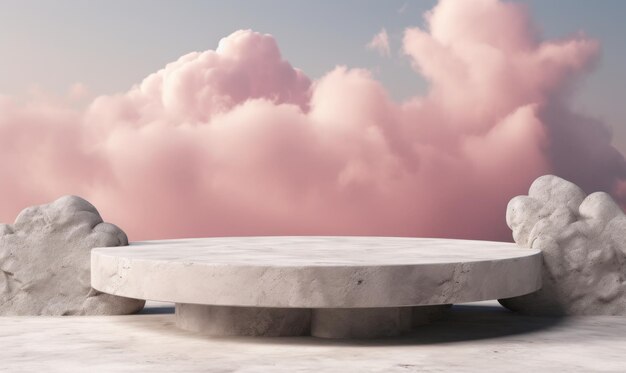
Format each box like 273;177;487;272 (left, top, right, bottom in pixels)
367;28;391;57
0;0;624;241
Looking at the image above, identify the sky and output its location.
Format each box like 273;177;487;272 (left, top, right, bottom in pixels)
1;0;625;241
1;0;625;148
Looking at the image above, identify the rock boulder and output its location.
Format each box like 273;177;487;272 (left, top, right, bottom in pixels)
499;175;626;315
0;195;144;315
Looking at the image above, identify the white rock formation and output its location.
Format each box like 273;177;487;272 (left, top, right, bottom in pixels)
0;196;144;315
499;175;626;315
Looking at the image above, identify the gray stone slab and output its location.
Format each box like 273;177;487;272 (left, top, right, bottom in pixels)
310;305;453;338
92;236;542;308
176;304;311;336
311;307;413;338
1;301;626;372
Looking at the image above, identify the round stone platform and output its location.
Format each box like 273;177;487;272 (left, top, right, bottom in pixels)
91;236;542;338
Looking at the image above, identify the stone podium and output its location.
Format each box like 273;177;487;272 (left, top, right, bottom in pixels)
91;236;542;338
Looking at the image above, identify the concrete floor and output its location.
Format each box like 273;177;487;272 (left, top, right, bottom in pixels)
1;301;625;372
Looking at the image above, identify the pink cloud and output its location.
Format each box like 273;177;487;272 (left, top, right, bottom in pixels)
1;0;624;242
367;28;391;57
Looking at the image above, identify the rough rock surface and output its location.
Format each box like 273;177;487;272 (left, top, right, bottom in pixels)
92;236;541;308
0;196;145;315
499;175;626;315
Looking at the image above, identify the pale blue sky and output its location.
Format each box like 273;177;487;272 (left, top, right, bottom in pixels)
1;0;625;150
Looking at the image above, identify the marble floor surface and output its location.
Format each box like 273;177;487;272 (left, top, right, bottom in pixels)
0;301;625;372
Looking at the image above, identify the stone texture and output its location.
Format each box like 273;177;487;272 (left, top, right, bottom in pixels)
93;237;540;338
3;301;626;372
176;304;311;336
311;307;413;338
92;236;542;308
411;304;453;327
309;305;453;339
0;195;144;315
499;175;626;315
